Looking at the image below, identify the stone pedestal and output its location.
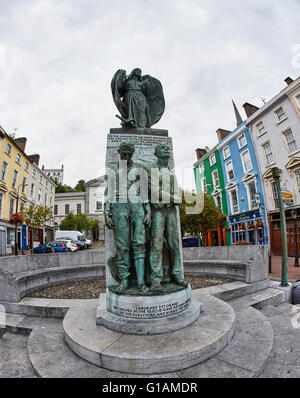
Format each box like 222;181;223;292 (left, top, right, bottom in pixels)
102;127;203;338
96;285;204;335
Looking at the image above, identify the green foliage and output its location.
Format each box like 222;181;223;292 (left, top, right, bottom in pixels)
179;191;220;245
22;204;55;230
51;177;86;194
74;179;86;192
59;212;98;233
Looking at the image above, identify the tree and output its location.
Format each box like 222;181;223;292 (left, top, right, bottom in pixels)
59;212;90;232
179;191;220;246
89;219;99;241
74;179;86;192
22;204;55;252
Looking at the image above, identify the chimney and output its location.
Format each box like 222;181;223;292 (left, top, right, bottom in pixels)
14;137;27;152
28;154;40;166
216;128;231;142
285;77;294;86
196;148;207;160
243;102;260;118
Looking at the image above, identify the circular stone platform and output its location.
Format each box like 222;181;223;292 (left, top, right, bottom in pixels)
63;294;236;375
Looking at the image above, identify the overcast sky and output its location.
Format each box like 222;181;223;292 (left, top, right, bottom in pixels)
0;0;300;189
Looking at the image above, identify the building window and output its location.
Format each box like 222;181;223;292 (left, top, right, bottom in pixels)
247;181;258;210
209;154;216;166
38;189;41;202
96;201;102;211
21;177;27;193
283;129;298;155
230;189;239;214
46;181;48;189
1;161;8;181
295;170;300;193
296;94;300;108
271;181;279;209
223;146;230;160
225;161;235;181
77;203;81;214
199;163;204;174
256;121;266;137
32;168;36;178
241;150;253;173
12;170;18;188
7;227;15;245
31;183;34;197
262;142;275;166
214;194;222;211
0;194;3;217
25;161;29;171
65;204;69;214
238;133;247;149
16;153;21;164
5;143;12;156
50;197;52;206
44;193;47;205
274;107;287;123
40;175;43;184
201;177;207;192
54;205;58;215
9;197;15;217
212;170;220;188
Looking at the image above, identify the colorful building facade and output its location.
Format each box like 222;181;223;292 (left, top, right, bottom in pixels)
0;129;31;254
217;123;268;245
194;147;230;246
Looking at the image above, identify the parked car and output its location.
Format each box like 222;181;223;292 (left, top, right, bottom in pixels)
182;237;199;248
55;239;78;252
55;230;92;248
34;241;69;254
56;236;85;250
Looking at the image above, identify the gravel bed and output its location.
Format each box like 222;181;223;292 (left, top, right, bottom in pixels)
28;276;234;300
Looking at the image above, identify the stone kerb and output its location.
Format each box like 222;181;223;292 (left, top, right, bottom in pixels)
183;246;269;284
0;250;105;302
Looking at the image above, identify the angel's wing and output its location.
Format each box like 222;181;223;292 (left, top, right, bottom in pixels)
142;75;165;126
111;69;127;118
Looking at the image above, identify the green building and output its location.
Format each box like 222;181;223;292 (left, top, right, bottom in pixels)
193;147;230;246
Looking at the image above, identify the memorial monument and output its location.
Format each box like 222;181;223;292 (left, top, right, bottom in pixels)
96;68;203;334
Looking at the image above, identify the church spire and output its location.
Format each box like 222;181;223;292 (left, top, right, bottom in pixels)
232;99;243;127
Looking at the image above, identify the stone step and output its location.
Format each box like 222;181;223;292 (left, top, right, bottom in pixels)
63;294;236;374
228;288;286;310
25;300;273;378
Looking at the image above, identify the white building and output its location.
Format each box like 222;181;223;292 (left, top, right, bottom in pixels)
54;176;105;241
54;191;86;228
245;76;300;254
85;176;105;240
42;164;64;185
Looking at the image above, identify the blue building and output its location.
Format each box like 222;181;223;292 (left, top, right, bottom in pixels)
217;119;268;245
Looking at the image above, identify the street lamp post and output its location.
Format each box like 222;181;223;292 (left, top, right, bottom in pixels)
14;183;28;256
271;167;289;287
291;207;299;268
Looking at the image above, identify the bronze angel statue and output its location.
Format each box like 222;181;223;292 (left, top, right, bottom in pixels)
111;68;165;129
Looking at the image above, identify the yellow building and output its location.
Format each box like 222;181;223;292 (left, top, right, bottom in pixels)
0;126;31;254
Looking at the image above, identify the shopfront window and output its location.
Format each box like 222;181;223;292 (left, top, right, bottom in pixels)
7;227;15;245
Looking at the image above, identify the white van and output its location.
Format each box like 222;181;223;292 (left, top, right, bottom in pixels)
55;231;92;248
